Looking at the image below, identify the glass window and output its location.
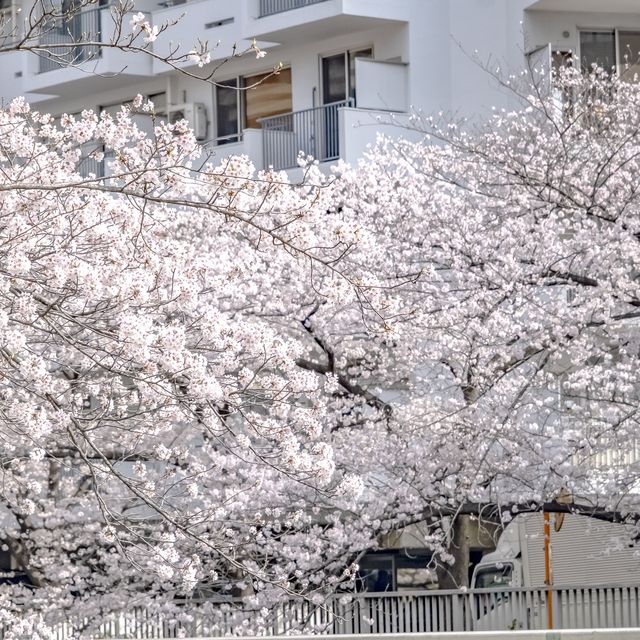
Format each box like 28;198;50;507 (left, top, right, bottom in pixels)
474;564;514;589
552;50;573;72
322;53;347;104
580;31;615;73
323;48;373;106
356;555;394;592
618;31;640;82
216;79;239;145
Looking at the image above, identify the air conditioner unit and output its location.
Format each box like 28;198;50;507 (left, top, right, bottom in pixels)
162;103;208;141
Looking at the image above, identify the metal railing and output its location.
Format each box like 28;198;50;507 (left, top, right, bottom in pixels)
77;149;116;178
260;99;352;170
259;0;330;17
5;585;640;637
38;8;102;73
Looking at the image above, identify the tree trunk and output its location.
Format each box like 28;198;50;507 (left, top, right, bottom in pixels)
437;515;472;589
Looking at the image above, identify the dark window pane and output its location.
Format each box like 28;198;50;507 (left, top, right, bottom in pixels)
322;53;346;104
619;31;640;82
580;31;615;73
552;50;572;72
216;80;239;144
356;556;394;592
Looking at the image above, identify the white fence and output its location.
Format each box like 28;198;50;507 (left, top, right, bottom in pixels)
276;586;640;634
7;586;640;638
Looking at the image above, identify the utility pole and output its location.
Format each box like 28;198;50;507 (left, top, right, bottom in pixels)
543;510;553;629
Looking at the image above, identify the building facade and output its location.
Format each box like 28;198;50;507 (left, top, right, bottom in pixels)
4;0;640;173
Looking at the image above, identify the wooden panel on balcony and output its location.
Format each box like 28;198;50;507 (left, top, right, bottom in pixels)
244;67;292;129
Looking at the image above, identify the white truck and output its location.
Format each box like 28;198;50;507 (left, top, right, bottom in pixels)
469;512;640;630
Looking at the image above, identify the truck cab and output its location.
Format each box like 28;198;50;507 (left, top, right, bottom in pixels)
471;516;524;590
472;559;522;589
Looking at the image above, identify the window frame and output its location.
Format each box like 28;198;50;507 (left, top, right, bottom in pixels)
319;45;374;107
213;68;293;145
213;77;243;146
578;28;640;78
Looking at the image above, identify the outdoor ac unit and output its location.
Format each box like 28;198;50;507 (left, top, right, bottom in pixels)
163;103;208;141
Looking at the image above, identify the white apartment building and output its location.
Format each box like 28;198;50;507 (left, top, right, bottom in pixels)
2;0;640;170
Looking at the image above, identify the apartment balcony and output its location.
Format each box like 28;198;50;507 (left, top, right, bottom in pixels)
150;0;409;71
260;99;350;170
206;57;408;171
259;58;408;170
24;8;153;97
210;100;412;173
150;0;257;73
253;0;410;47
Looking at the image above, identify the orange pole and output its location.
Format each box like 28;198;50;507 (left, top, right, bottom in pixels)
543;511;553;629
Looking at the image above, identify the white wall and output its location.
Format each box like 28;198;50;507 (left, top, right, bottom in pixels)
356;59;407;112
340;107;423;166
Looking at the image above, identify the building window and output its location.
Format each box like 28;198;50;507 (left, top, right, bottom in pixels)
215;79;240;145
618;31;640;81
580;31;615;73
355;550;437;593
322;53;346;104
356;554;395;592
579;30;640;80
215;69;293;144
321;47;372;105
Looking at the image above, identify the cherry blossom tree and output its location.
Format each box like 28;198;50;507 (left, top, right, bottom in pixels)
6;28;640;635
328;63;640;587
0;91;401;637
0;2;380;636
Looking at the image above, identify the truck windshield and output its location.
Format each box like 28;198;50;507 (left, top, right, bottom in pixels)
474;564;513;589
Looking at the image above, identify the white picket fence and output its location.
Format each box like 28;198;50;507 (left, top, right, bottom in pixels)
8;585;640;638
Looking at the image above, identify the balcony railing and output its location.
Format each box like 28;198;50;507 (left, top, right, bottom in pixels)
260;99;352;170
77;149;117;179
38;8;101;73
259;0;330;18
